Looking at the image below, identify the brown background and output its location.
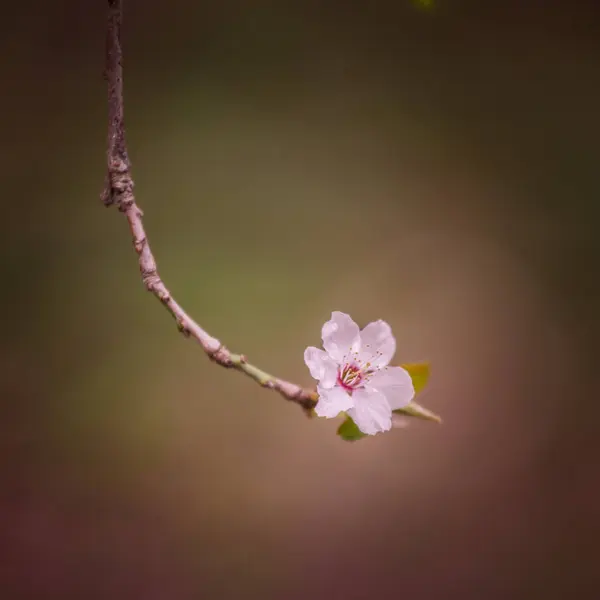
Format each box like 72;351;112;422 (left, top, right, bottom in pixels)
2;1;599;598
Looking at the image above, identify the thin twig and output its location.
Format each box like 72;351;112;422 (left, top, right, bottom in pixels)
101;0;317;412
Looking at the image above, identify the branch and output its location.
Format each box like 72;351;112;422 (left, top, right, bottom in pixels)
100;0;317;413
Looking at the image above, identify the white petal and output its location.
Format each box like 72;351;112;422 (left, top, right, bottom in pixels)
367;366;415;410
347;388;392;435
321;312;360;362
314;385;354;418
304;346;338;389
357;320;396;369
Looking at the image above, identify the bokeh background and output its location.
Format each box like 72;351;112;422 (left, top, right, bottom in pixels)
2;1;599;598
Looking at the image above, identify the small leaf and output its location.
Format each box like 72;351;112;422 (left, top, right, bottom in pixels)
337;416;366;442
394;401;442;423
396;362;441;422
400;362;430;394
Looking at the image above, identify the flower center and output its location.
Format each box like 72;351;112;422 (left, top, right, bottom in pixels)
338;363;364;391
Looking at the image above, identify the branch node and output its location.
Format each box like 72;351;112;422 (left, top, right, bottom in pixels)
133;237;146;253
208;345;231;366
141;270;160;291
177;320;190;337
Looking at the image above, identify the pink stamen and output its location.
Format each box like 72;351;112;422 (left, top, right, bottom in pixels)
337;363;364;391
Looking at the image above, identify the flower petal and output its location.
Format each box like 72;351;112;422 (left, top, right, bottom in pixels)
315;385;354;418
357;320;396;368
367;366;415;410
347;388;392;435
304;346;338;389
321;312;360;362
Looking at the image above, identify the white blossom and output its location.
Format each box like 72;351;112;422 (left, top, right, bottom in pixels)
304;312;415;435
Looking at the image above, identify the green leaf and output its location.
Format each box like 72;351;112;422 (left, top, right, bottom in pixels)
337;416;366;442
400;362;430;394
393;401;442;423
395;362;441;423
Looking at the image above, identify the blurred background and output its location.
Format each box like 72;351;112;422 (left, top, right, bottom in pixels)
2;0;599;598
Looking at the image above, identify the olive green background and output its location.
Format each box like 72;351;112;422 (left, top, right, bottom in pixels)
2;1;599;598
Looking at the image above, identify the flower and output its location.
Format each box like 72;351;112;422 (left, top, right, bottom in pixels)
304;311;415;435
